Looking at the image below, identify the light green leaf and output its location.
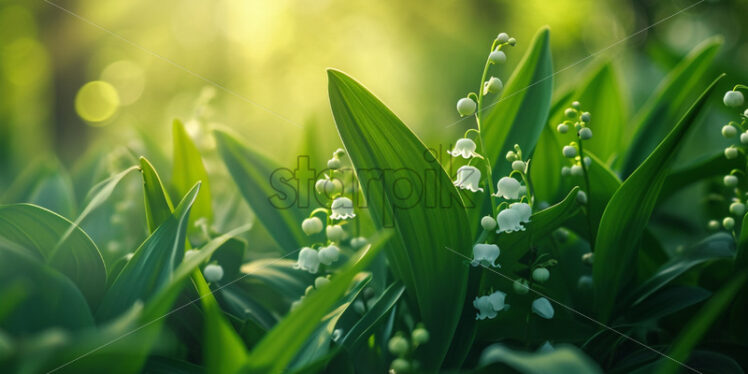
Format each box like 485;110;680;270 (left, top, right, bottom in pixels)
214;129;308;253
139;157;174;233
620;38;722;176
593;74;724;322
244;231;392;374
173;119;212;227
478;344;603;374
327;69;472;367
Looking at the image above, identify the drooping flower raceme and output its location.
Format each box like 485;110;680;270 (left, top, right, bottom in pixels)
295;247;320;274
471;243;500;267
448;138;481;159
510;202;531;223
454;166;484;192
494;177;521;200
473;291;509;320
330;197;355;220
531;297;554;319
496;208;524;233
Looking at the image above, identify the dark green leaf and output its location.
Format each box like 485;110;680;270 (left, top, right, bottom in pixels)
339;281;405;348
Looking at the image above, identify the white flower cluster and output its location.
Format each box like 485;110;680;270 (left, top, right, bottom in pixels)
558;101;593;205
713;85;748;232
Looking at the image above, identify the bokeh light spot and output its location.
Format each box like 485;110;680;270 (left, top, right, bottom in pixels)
75;81;120;124
100;60;145;106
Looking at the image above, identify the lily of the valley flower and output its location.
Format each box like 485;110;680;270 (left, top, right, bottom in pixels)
454;166;484;192
496;208;524;233
494;177;521;200
301;217;323;235
473;291;509;320
326;225;346;242
318;245;340;265
448;138;481;159
295;247;320;274
471;243;500;267
531;297;554;319
330;197;355;219
203;264;224;282
510;202;531;223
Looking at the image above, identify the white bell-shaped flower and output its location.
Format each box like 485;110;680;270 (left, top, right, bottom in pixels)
448;138;480;159
471;243;500;267
301;217;323;235
330;197;355;220
494;177;521;200
496;208;524;233
531;297;554;319
318;245;340;265
473;291;509;320
295;247;320;274
326;225;346;242
454;166;484;192
510;202;531;223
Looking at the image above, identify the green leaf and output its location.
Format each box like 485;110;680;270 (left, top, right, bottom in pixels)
0;204;106;305
660;152;744;204
627;286;711;322
173;119;212;226
338;281;405;348
327;69;472;367
478;344;603;374
96;183;200;322
593;74;724;322
214;129;308;253
654;271;748;374
620;38;722;176
244;231;392;374
139;157;174;233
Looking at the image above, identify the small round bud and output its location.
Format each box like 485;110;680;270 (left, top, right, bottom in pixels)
388;335;410;356
513;278;530;294
327;158;341;169
561;166;571;177
391;358;410;373
480;215;497;230
577;275;593;290
489;50;506;64
723;216;735;230
511;160;526;172
314;179;326;195
326;225;345;242
707;219;720;231
353;300;365;314
314;276;331;288
507;37;517;46
457;97;477;116
562;145;577;158
496;32;509;43
730;201;746;216
412;328;430;345
574;122;583;130
744;108;748;117
580;112;591;123
334;148;346;158
485;76;503;94
582;252;594;265
571;165;584;177
723;90;745;108
722;125;738;138
564;108;576;119
725;147;739;159
557;123;569;133
301;217;324;235
350;236;368;249
579;127;592;140
724;174;739;187
583;157;591;167
576;190;588;204
532;267;550;283
740;132;748;144
203;264;224;283
571;101;580;109
506;150;518;162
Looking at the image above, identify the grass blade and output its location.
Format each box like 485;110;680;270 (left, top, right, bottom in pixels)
173;119;213;227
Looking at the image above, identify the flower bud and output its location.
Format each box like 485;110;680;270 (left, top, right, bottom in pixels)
314;276;330;288
481;215;497;230
457;97;477;116
485;76;503;94
532;267;550;283
301;217;323;235
571;165;584;177
353;299;365;314
505;151;518;162
507;37;517;46
723;90;745;108
334;148;346;158
489;50;506;64
513;278;530;294
580;112;591;123
730;201;746;216
576;190;588;204
562;145;577;158
327;157;341;169
561;166;571;177
582;252;594;265
723;216;735;230
511;160;526;172
579;127;592;140
388;335;410;356
724;174;739;187
531;297;554;319
740;132;748;144
350;236;368;249
326;225;345;242
564;108;576;119
412;327;430;345
318;245;340;265
725;147;739;159
496;32;509;43
571;101;580;109
557;123;569;133
722;125;738;138
584;157;591;167
707;219;720;231
203;264;224;283
744;108;748;117
391;358;410;373
577;275;593;290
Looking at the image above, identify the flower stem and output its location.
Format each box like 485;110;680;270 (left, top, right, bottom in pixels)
577;139;595;245
476;41;502;217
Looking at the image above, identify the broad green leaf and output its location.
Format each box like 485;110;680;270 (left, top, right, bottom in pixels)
654;271;748;374
139;157;174;232
660;152;744;204
214;129;308;253
594;74;724;322
0;243;94;335
626;286;711;322
0;204;106;305
339;281;405;348
327;69;472;367
173;119;212;226
244;231;392;374
96;183;200;322
1;158;76;218
478;344;603;374
620;38;722;176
